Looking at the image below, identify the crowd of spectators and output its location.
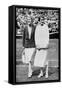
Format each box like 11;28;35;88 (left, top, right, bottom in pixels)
16;8;59;36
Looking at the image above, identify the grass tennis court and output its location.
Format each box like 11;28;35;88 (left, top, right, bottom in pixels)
16;39;59;82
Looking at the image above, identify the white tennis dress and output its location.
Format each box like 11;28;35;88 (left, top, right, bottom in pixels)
34;23;49;67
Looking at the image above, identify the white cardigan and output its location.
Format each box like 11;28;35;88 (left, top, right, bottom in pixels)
35;23;49;48
34;23;49;67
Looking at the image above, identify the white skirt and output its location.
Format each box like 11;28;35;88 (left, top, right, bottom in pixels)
34;49;47;67
22;48;35;64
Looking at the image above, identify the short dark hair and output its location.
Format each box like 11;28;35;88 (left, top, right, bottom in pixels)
38;17;40;22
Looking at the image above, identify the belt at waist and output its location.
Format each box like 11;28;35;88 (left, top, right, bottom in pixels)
36;47;49;51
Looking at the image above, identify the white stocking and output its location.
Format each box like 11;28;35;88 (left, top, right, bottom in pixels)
28;62;32;77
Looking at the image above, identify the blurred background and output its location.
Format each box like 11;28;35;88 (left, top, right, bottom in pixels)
16;8;59;39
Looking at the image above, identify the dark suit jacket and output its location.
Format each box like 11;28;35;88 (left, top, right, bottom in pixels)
23;25;35;48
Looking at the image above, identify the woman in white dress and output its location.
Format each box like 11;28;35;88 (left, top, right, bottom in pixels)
22;17;36;77
34;19;49;78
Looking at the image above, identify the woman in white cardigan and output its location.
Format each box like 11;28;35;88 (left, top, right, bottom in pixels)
34;20;49;78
